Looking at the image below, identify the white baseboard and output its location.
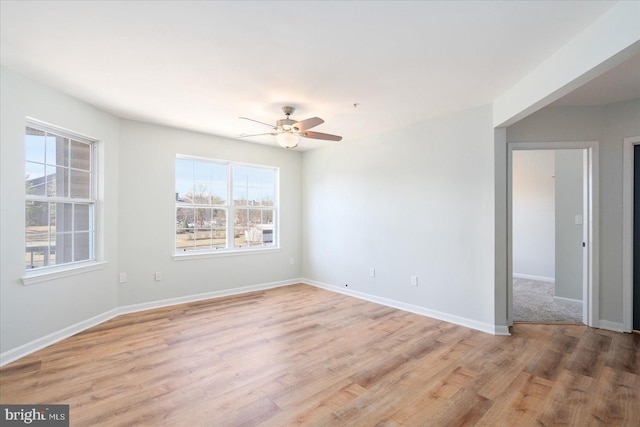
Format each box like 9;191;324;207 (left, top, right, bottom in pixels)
0;309;120;367
598;320;624;333
0;278;300;367
301;278;510;336
553;296;583;306
513;273;555;283
117;278;298;316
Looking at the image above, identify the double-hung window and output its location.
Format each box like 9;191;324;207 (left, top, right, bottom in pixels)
25;123;96;270
175;156;278;254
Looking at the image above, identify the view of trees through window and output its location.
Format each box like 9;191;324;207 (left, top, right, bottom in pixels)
175;157;277;252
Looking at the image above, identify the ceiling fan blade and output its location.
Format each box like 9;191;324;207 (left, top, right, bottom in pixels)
238;132;273;138
293;117;324;131
301;131;342;141
239;117;276;129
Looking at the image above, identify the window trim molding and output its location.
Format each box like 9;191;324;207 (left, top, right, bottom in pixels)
22;261;107;286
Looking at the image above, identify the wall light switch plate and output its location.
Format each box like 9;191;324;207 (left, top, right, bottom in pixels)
410;275;418;286
119;273;127;283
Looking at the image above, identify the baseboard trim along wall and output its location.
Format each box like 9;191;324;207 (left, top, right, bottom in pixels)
512;273;555;283
117;279;296;317
553;296;583;306
302;278;511;336
0;278;299;367
11;277;622;367
598;320;624;333
0;309;121;368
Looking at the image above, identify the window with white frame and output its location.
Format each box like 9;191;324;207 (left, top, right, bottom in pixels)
25;123;96;270
175;156;278;253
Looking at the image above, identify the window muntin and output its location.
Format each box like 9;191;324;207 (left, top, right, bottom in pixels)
175;157;277;253
25;124;96;270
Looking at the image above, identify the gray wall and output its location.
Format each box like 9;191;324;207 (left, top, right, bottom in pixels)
0;67;121;352
554;150;584;302
507;99;640;326
302;105;498;331
0;67;303;355
117;120;302;306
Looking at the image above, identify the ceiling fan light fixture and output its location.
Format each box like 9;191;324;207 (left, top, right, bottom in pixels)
276;132;299;149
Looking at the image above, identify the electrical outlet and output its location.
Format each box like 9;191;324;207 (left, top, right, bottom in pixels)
155;272;162;281
119;273;127;283
410;275;418;286
369;268;375;278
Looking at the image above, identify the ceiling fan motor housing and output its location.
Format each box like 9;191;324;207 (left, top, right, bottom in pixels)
277;118;297;132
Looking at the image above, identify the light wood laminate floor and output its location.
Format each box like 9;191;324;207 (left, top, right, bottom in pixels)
1;284;638;426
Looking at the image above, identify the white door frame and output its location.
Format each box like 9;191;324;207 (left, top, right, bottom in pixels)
507;141;599;327
622;136;640;332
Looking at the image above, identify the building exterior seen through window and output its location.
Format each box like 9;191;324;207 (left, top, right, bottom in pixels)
25;123;96;270
175;156;278;253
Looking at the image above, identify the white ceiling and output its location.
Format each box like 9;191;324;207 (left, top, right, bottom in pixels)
0;1;631;150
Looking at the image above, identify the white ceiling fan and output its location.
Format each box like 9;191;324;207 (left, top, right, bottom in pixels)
239;106;342;149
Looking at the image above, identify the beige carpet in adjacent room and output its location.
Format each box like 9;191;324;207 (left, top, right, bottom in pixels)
513;278;582;323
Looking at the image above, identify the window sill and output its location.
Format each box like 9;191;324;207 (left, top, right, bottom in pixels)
172;247;280;261
22;261;108;286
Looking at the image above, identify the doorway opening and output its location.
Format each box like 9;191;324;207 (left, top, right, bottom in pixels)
507;141;599;328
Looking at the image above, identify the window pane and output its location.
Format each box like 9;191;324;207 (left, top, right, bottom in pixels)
55;233;73;265
45;166;57;197
176;182;194;202
194;160;212;182
49;233;57;265
54;167;70;198
176;207;193;228
212;209;227;248
55;203;73;233
74;204;90;231
25;128;46;163
234;208;274;247
194;230;212;251
189;184;212;205
25;162;45;195
176;158;193;181
25;201;49;234
233;165;250;184
233;186;248;206
250;168;275;188
26;234;50;269
176;232;195;251
211;185;227;205
47;134;68;167
195;208;211;229
74;232;91;262
176;207;195;251
176;160;194;202
248;187;274;206
70;140;90;170
70;170;90;198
